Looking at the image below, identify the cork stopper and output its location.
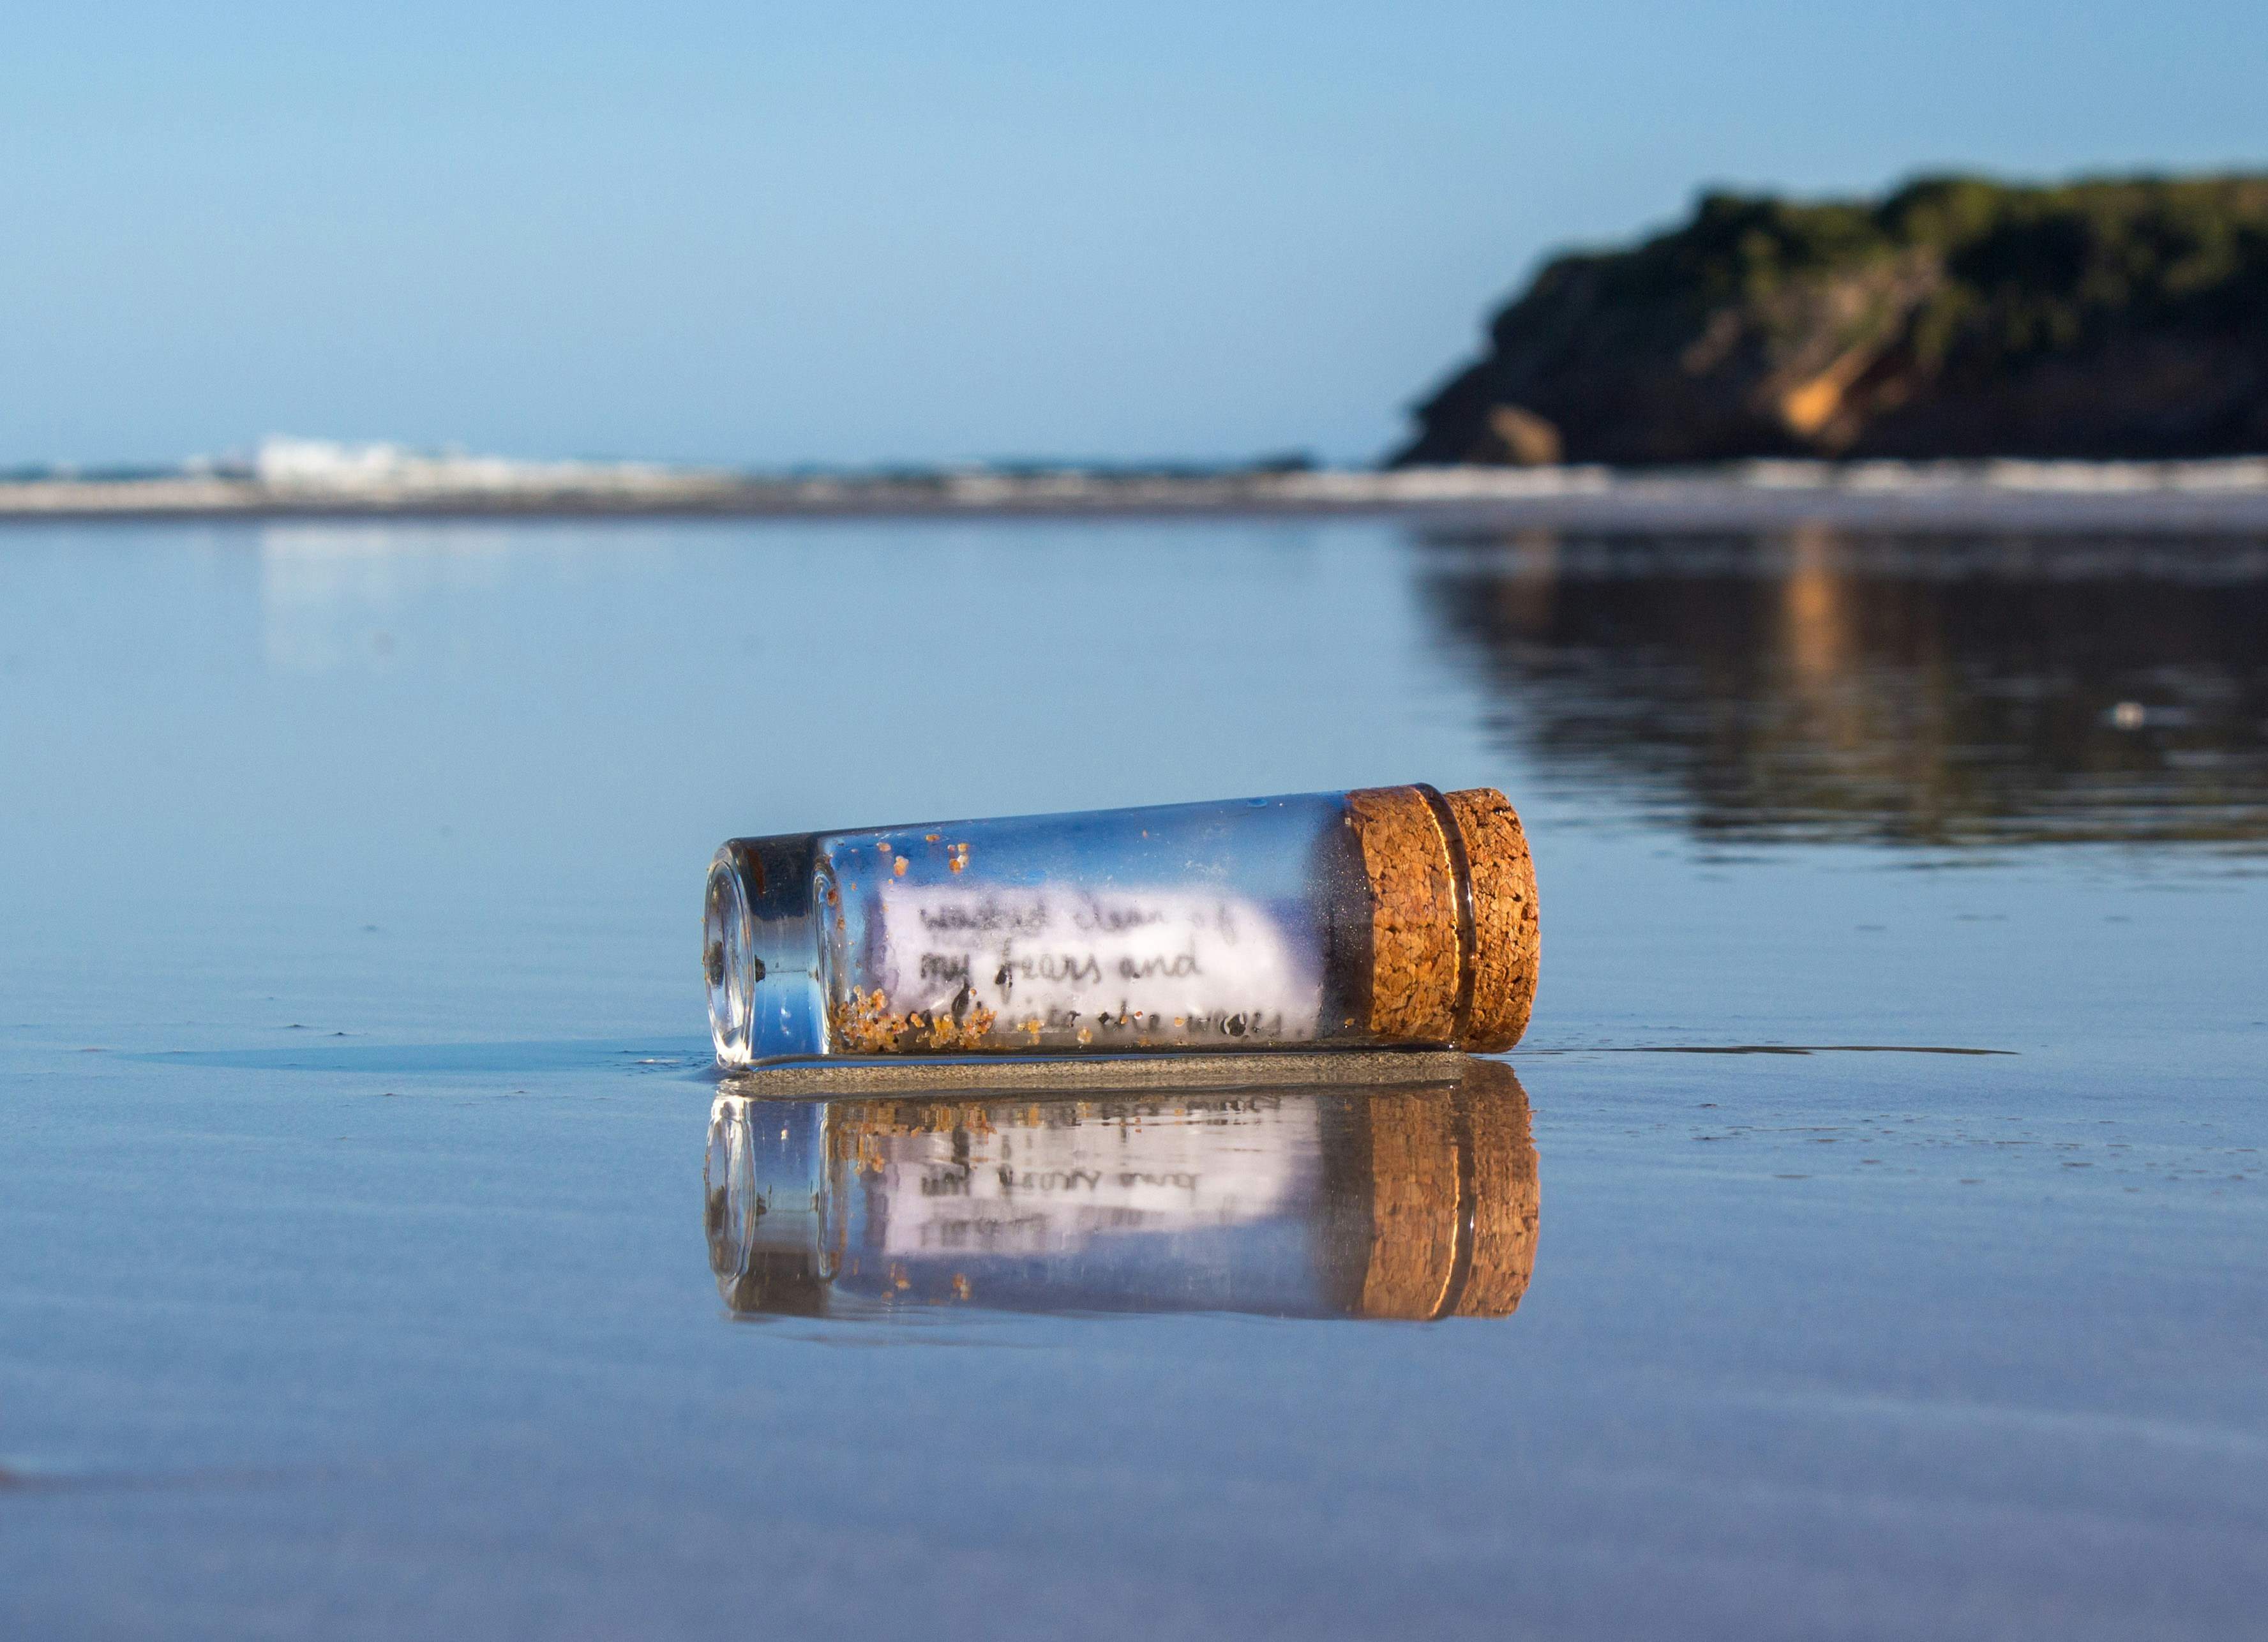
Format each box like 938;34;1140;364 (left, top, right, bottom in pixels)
1346;785;1541;1052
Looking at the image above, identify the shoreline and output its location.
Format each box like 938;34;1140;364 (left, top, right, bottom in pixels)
7;460;2268;532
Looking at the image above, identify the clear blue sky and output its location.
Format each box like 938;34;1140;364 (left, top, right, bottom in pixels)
4;2;2262;469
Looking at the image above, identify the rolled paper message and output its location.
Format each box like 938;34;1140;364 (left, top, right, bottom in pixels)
703;1054;1540;1321
703;785;1539;1068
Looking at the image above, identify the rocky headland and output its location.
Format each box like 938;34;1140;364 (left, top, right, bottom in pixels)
1395;174;2268;466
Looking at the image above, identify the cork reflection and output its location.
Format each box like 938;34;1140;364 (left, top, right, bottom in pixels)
1418;530;2268;845
703;1057;1539;1322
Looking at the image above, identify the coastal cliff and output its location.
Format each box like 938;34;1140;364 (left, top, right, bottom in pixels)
1395;175;2268;466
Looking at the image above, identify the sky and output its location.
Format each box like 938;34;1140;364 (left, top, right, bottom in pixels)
3;1;2264;470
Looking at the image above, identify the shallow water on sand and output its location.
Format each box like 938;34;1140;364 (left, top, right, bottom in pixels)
2;520;2263;1640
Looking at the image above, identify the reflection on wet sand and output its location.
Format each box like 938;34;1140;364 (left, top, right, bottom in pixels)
1420;529;2268;843
705;1057;1538;1321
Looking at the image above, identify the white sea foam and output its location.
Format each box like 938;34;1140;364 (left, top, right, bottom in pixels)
6;444;2268;520
250;436;686;495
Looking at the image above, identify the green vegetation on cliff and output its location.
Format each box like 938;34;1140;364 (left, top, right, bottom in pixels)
1395;174;2268;466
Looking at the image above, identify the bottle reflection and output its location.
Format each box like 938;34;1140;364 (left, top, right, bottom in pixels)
705;1057;1538;1321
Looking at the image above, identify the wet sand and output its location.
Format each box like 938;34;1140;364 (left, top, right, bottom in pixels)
1;516;2262;1640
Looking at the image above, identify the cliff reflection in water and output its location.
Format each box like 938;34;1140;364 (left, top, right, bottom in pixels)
705;1058;1538;1321
1420;530;2268;844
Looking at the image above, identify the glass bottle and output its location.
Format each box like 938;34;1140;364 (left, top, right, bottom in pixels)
703;785;1538;1068
703;1055;1539;1321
